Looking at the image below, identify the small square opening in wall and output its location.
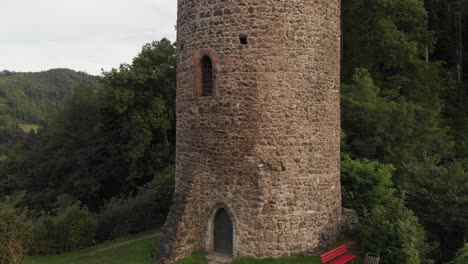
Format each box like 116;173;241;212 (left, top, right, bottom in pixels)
239;34;248;45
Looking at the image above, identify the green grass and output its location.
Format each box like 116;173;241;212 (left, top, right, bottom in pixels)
26;231;362;264
26;230;159;264
0;155;6;161
175;252;208;264
175;254;324;264
230;239;364;264
174;253;322;264
232;256;321;264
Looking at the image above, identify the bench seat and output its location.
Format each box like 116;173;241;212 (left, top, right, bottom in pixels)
320;244;356;264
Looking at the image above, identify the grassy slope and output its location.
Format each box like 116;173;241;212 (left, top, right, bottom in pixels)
26;235;323;264
26;230;159;264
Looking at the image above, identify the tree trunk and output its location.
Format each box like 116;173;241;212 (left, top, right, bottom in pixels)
456;0;463;82
163;129;169;145
439;228;465;262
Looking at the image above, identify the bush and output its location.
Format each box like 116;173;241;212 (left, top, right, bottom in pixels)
96;166;174;241
31;197;97;255
341;155;426;264
360;198;426;264
0;193;35;264
407;158;468;262
341;155;396;213
451;243;468;264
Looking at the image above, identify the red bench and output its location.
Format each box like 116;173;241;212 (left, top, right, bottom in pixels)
320;244;357;264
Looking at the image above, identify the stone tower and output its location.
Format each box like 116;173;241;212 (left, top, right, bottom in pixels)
157;0;342;263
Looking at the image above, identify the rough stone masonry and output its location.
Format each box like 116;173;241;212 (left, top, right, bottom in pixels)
156;0;342;263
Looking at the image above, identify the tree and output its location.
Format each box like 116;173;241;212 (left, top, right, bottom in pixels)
342;0;433;85
99;38;176;190
407;157;468;261
342;70;454;180
0;39;177;212
341;156;427;264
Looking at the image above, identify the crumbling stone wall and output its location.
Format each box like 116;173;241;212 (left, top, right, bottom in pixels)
156;0;342;263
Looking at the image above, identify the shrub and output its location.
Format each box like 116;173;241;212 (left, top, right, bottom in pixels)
0;193;35;264
96;166;174;241
360;198;426;264
341;155;426;264
451;243;468;264
341;155;396;213
31;197;97;255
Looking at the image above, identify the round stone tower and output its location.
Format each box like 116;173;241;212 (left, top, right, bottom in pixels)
157;0;342;263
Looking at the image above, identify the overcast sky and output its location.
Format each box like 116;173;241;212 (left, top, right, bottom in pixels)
0;0;177;75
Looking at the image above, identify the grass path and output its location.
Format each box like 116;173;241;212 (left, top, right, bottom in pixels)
26;230;160;264
86;233;160;256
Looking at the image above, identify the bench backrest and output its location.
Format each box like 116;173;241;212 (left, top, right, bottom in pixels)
320;244;349;263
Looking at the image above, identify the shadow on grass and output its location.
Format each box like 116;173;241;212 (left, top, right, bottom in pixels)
174;252;208;264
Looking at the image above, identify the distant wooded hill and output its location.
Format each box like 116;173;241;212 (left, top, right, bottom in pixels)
0;69;98;154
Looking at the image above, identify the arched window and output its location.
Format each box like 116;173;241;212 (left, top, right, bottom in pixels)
201;56;213;96
194;49;218;97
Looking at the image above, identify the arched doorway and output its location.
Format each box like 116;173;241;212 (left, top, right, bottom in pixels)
213;208;233;254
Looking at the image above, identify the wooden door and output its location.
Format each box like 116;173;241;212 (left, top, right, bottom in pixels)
213;208;233;254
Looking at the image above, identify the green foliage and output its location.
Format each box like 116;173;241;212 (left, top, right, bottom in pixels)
0;193;35;264
341;155;396;214
100;38;176;180
0;69;97;125
0;85;106;210
0;69;98;156
360;199;426;264
31;198;97;255
342;69;454;178
0;39;177;213
342;1;467;261
342;0;432;83
341;156;426;264
0;39;177;260
407;158;468;261
451;243;468;264
96;166;174;241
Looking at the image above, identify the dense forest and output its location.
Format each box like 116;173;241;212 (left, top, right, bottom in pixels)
0;69;98;157
1;0;467;264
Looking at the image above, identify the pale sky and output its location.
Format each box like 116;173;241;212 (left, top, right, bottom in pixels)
0;0;177;75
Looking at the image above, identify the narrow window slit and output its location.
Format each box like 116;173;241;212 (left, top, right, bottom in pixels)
201;56;213;96
240;34;248;45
